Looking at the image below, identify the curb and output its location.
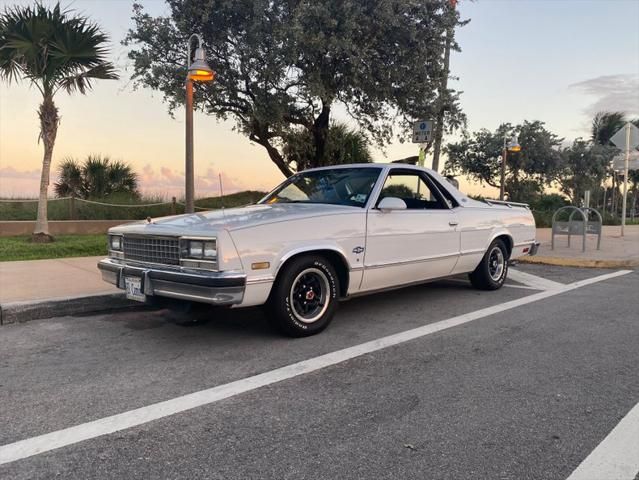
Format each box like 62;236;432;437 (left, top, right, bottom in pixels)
518;255;639;269
0;292;140;326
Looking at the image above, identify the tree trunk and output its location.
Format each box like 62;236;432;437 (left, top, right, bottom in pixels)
431;20;453;173
33;96;59;243
312;102;331;168
250;133;294;178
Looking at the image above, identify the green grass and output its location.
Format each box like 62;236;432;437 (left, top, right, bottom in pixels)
0;191;269;221
196;190;267;209
0;235;107;262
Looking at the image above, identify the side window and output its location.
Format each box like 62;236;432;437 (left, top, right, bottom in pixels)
379;172;446;210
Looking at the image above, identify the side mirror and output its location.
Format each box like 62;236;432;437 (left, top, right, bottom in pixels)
378;197;407;212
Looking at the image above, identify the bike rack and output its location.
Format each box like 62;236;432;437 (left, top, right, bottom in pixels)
551;206;602;252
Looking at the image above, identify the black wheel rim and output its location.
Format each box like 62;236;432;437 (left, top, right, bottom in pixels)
289;268;330;323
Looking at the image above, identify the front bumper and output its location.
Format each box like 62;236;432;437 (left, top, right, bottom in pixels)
98;258;245;305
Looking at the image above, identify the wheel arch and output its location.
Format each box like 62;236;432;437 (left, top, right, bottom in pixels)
275;247;351;298
489;232;513;258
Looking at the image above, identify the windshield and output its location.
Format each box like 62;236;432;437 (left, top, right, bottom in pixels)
260;167;382;208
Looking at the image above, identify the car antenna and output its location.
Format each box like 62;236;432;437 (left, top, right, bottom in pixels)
219;173;225;215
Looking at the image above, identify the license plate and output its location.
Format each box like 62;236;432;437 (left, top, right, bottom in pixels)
125;277;146;302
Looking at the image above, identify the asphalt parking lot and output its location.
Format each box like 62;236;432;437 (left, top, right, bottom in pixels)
0;265;638;480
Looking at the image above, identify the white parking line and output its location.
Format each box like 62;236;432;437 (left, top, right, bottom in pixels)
444;278;539;290
0;269;631;466
508;268;565;290
566;400;639;480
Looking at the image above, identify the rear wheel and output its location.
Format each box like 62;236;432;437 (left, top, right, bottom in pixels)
469;239;509;290
267;255;339;337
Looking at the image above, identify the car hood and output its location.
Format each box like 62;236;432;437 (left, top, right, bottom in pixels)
109;203;360;237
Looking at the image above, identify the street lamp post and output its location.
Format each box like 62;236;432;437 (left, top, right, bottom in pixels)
499;133;521;200
185;34;215;213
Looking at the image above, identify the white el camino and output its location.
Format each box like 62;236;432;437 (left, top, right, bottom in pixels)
99;164;539;336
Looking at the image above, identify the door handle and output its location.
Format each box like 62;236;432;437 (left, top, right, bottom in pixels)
449;221;458;227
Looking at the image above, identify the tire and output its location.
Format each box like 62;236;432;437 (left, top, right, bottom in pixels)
469;239;509;290
267;255;340;337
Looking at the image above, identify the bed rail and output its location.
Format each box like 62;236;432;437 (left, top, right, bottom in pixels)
483;199;530;209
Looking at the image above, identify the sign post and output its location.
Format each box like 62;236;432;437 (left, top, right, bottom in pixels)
622;125;630;236
610;122;639;236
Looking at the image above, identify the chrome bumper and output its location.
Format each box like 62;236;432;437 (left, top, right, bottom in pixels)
98;258;245;305
529;242;541;256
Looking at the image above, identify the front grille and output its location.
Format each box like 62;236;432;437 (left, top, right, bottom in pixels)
123;236;180;265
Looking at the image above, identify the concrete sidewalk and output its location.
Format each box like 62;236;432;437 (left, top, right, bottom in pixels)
0;256;134;325
0;227;636;324
0;256;117;304
520;225;639;268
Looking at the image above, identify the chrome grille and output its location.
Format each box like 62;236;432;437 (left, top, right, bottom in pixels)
123;236;180;265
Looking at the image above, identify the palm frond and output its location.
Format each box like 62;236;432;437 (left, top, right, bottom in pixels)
54;154;139;199
53;157;82;197
58;63;118;94
0;2;118;96
591;111;626;145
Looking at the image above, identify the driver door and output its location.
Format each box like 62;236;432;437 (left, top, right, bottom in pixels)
360;169;460;292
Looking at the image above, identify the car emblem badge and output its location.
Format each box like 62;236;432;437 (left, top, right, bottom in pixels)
352;246;365;254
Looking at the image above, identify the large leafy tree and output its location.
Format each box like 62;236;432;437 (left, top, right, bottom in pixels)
0;3;117;242
444;121;563;201
558;139;611;204
124;0;466;177
54;155;140;200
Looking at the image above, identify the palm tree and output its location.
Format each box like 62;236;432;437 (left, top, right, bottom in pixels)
590;111;630;214
283;123;373;172
54;155;139;199
0;3;117;242
591;111;626;145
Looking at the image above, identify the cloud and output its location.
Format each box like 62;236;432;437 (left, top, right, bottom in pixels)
0;164;263;198
0;166;41;180
569;74;639;117
0;167;42;197
138;164;249;198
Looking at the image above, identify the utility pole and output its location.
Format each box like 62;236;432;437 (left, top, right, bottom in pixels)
499;149;507;201
185;77;194;214
184;34;214;214
500;132;521;200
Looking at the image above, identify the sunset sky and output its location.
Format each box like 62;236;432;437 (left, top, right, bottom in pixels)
1;0;638;199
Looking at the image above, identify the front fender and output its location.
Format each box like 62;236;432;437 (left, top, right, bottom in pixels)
275;243;353;277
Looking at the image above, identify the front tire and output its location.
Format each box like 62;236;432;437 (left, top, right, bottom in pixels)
267;255;340;337
469;239;509;290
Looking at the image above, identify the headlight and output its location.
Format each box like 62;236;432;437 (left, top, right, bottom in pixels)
204;241;217;259
188;241;203;258
109;235;122;251
184;239;216;260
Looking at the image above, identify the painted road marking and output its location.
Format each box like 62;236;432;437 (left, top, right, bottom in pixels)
566;401;639;480
0;270;631;466
508;268;565;290
502;283;541;290
444;278;540;290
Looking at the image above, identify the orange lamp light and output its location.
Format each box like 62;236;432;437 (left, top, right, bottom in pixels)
187;47;215;82
188;69;215;82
